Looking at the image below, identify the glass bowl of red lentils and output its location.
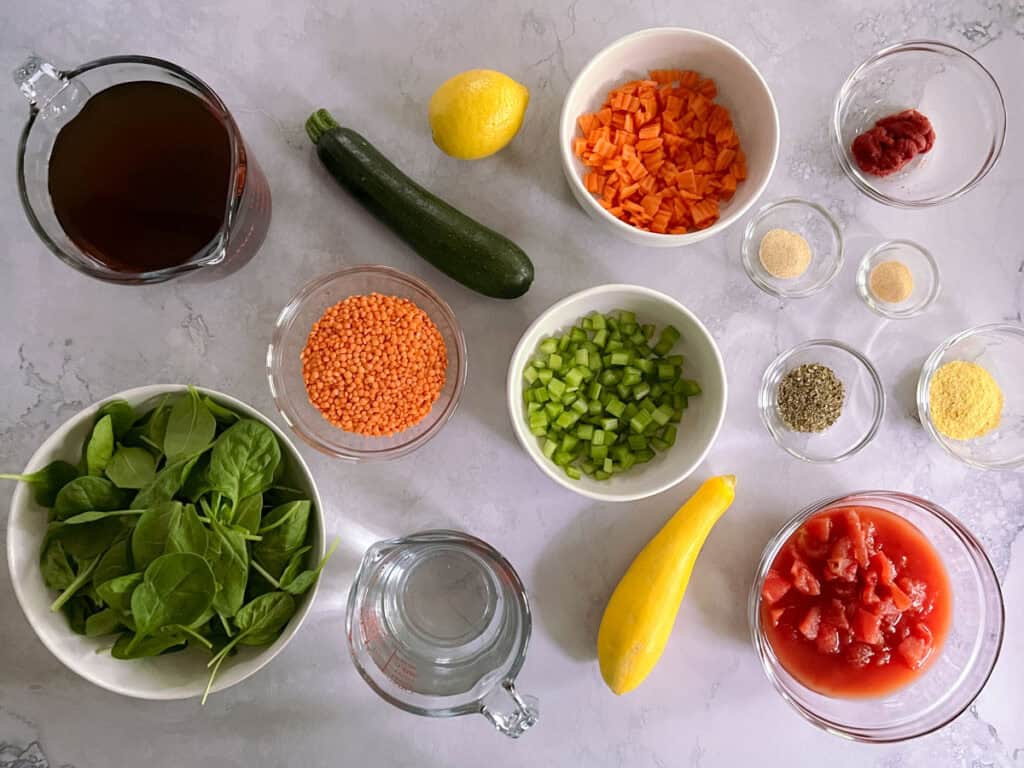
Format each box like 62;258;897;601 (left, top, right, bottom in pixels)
268;265;467;460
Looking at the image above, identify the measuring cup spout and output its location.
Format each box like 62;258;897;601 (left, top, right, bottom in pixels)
13;54;89;128
479;680;539;738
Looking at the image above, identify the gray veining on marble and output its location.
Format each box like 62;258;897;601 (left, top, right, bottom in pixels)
0;0;1022;765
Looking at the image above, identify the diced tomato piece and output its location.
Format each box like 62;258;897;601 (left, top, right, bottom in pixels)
876;597;901;620
896;635;932;670
863;520;878;556
861;570;880;605
873;648;891;667
823;598;850;630
897;576;928;610
889;582;913;611
796;528;828;559
799;606;822;640
761;570;791;604
854;608;883;645
769;607;785;627
816;624;840;655
804;515;832;543
825;537;858;582
913;622;933;644
844;642;875;667
844;509;870;567
872;551;897;586
790;559;821;596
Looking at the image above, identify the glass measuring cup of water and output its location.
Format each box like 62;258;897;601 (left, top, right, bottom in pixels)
347;530;539;738
14;54;270;283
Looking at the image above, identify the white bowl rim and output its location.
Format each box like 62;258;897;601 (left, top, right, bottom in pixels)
558;26;781;246
506;284;728;502
6;384;326;700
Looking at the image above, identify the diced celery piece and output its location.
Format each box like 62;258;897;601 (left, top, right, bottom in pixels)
633;382;651;401
581;459;597;475
654;325;680;356
593;328;608;348
539;338;558;355
609;351;630;366
594;470;611;480
650;383;664;400
629;332;647;345
637;358;655;375
587;399;602;416
600;417;619;431
681;379;702;396
555;411;579;429
538;368;554;384
622;367;643;387
603;457;614;474
529;424;547;437
663;425;678;446
591;429;606;446
576;423;595;440
630;409;653;433
560;434;579;452
628;434;648;451
548;352;563;370
673;393;689;410
606;339;624;352
547;378;567;399
640;397;658;414
621;322;638;336
544;402;564;420
534;388;550;403
523;366;538;384
591;313;606;330
666;354;684;366
618;310;636;324
623;402;640;420
606;397;626;418
587;381;603;400
581;317;593;331
651;437;670;452
642;324;655;339
565;367;586;389
590;444;608;461
635;448;656;463
657;363;675;381
542;439;557;458
574;348;589;367
527;401;541;414
571;398;588;415
564;465;582;480
523;389;534;403
532;358;546;369
652;403;674;426
616;383;632;400
558;334;571;351
599;369;619;387
553;450;573;466
570;327;587;342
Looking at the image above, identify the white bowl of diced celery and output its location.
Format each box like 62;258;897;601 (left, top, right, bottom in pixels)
507;284;727;502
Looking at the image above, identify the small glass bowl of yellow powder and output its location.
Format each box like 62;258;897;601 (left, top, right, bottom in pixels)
741;198;844;299
856;239;940;319
918;323;1024;470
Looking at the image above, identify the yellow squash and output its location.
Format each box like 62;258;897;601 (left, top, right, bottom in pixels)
597;475;736;695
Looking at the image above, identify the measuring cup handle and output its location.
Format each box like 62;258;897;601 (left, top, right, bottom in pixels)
479;679;539;738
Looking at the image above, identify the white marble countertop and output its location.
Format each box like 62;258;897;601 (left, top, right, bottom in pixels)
1;0;1022;765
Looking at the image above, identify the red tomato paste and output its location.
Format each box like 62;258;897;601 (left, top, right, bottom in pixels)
761;505;951;698
851;109;935;177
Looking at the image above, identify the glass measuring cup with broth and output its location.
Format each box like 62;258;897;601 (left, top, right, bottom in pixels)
347;530;539;738
14;54;270;283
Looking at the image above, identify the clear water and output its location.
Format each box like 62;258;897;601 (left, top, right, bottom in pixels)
357;541;524;698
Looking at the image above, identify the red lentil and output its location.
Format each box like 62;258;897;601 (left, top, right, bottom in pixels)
301;293;448;436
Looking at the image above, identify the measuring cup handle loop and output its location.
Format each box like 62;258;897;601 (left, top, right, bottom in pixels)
479;679;539;738
13;54;89;128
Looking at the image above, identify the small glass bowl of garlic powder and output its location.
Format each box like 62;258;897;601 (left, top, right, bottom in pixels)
856;239;940;319
741;198;844;299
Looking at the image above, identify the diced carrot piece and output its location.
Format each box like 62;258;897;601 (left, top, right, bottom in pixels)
697;78;718;99
637;174;656;194
678;70;699;88
626;158;647;181
619;183;640;199
676;168;697;193
640;194;661;217
597;108;612;126
638;123;662;139
572;137;589;156
635;137;663;153
715;148;736;172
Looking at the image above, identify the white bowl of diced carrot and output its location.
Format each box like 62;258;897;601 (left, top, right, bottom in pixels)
560;27;779;247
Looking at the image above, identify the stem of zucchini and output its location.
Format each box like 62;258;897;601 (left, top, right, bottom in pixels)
305;109;340;144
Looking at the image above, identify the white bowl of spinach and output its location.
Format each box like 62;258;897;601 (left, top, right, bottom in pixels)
5;385;329;701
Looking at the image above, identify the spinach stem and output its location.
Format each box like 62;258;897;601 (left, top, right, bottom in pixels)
250;559;280;589
49;556;99;612
176;624;214;650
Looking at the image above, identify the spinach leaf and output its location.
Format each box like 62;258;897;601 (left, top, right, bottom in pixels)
85;415;115;476
253;501;310;578
53;476;129;520
208;420;281;502
165;503;209;557
61;509;145;525
112;630;186;660
63;595;92;635
280;538;339;597
96;572;143;613
131;501;183;569
97;399;136;441
48;516;133;562
206;516;248;618
235;591;296;646
180;453;213;502
203;396;239;427
40;540;76;591
92;531;133;587
85;607;123;637
232;493;262;533
50;555;99;612
127;552;215;653
105;447;156;489
164;387;216;464
131;456;197;510
0;460;79;507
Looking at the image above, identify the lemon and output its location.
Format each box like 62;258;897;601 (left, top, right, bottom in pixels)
429;69;529;160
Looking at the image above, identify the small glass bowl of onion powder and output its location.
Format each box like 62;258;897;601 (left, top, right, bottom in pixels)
759;339;885;462
856;239;941;319
741;198;844;299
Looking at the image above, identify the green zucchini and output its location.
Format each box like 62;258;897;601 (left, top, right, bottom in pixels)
305;109;534;299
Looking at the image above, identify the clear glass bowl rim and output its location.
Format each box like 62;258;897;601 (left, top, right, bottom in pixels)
748;490;1005;743
916;322;1024;470
741;197;845;299
267;265;468;461
758;339;885;463
830;39;1007;209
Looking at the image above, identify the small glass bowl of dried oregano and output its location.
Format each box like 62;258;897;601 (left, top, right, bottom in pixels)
759;339;885;462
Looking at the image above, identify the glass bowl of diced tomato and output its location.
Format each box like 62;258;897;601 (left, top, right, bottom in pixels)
750;491;1003;742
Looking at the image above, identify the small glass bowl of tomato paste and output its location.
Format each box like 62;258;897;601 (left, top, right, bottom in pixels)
750;492;1003;742
832;41;1005;208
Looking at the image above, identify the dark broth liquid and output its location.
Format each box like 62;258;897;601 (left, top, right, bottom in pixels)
48;81;232;273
